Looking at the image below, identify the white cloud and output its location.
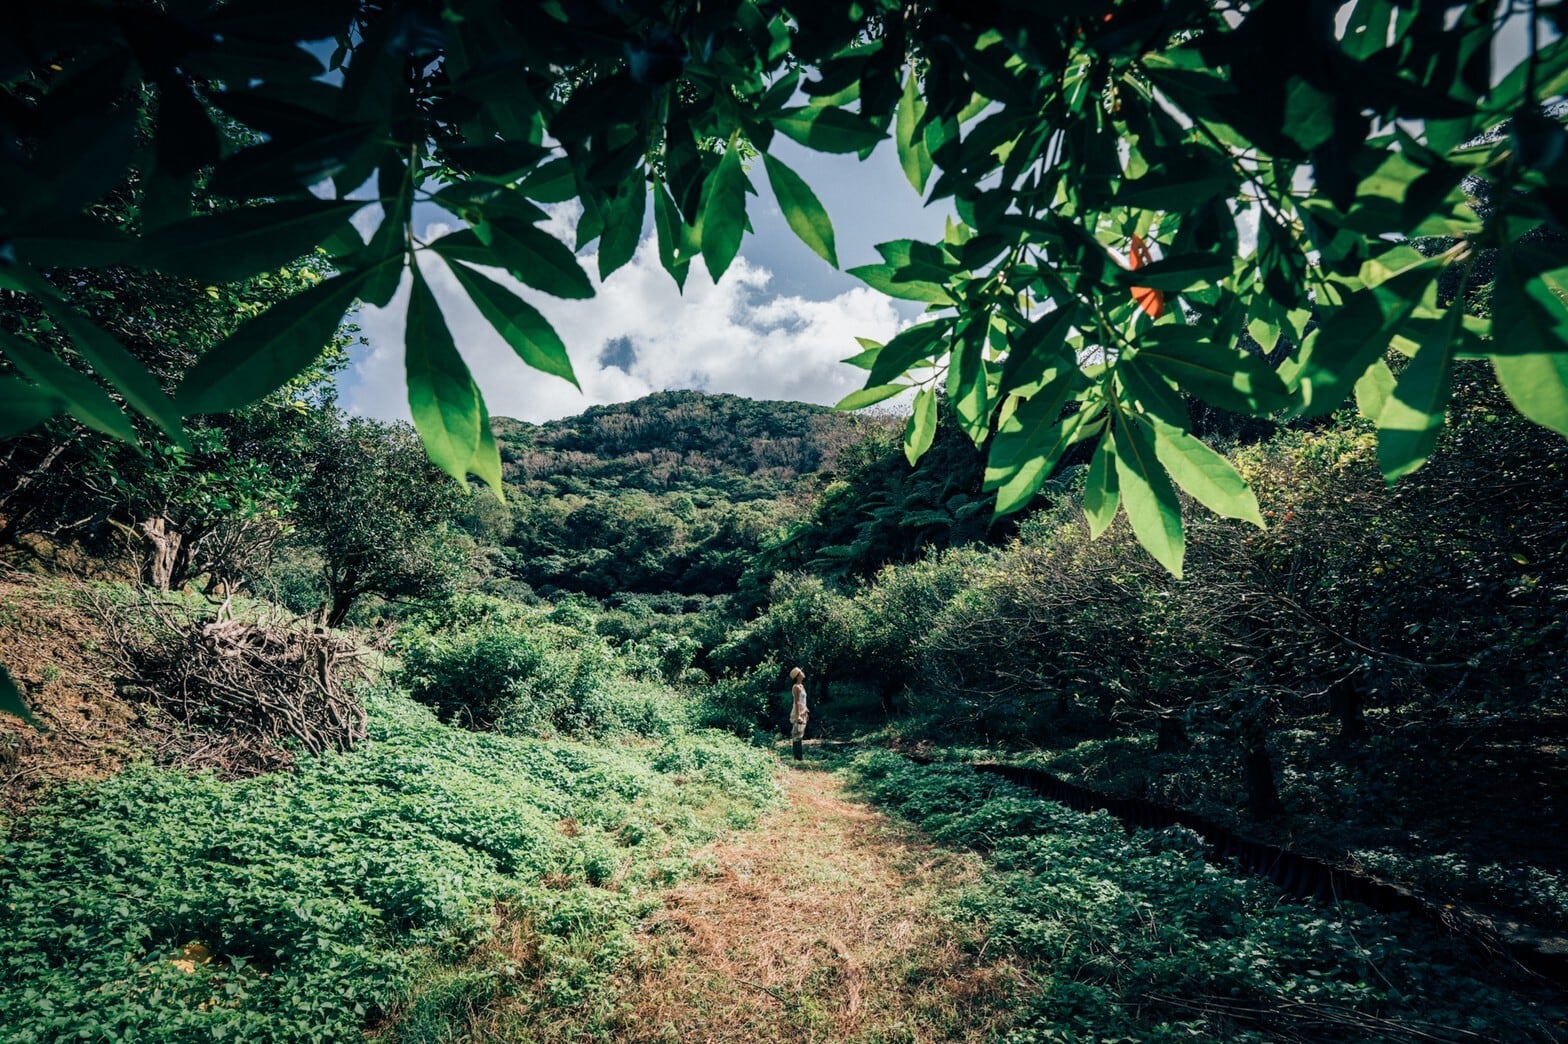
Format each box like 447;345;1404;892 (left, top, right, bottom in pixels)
339;216;907;423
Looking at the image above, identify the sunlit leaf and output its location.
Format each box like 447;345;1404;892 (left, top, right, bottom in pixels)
178;267;374;414
405;265;482;483
443;258;579;389
1113;414;1184;577
904;387;937;465
763;153;838;268
1152;421;1264;526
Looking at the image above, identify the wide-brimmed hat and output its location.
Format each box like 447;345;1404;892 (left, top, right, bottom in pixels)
789;666;805;681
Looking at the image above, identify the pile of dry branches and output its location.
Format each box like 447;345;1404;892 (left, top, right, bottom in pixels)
89;588;368;776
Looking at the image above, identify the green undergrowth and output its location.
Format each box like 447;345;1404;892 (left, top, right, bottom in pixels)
847;751;1568;1043
0;685;779;1043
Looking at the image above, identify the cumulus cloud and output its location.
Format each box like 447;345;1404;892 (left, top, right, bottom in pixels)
339;214;907;423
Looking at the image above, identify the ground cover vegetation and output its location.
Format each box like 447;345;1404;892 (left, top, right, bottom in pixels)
849;751;1568;1042
0;597;779;1042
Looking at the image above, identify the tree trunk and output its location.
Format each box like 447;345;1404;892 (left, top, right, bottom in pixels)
137;517;186;592
325;589;357;629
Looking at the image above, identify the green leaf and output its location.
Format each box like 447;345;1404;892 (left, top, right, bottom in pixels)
1290;268;1437;413
443;258;579;389
763;153;837;268
1490;244;1568;356
0;664;44;729
1112;254;1232;292
406;265;483;483
869;321;949;386
988;407;1093;516
848;262;953;303
701;135;751;281
653;183;694;290
0;376;65;438
1083;434;1120;538
1113;414;1185;577
469;392;504;498
139;199;364;282
430;223;594;300
836;384;904;410
774;106;886;153
1151;421;1264;526
12;279;189;446
984;369;1081;485
896;73;933;193
1492;352;1568;437
0;333;136;442
904;387;937;465
1377;326;1455;481
1282;76;1336;150
1353;358;1396;423
178;268;374;414
1136;327;1291;415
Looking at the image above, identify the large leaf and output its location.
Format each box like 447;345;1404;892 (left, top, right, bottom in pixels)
0;377;65;438
984;369;1081;488
1377;321;1455;482
904;387;937;465
848;262;953;303
430;223;594;300
1136;327;1290;415
836;384;905;410
0;333;136;442
868;320;949;385
1112;253;1232;292
1492;352;1568;437
405;266;483;483
1083;433;1120;538
140;199;364;282
443;258;579;389
1353;358;1396;423
1288;267;1437;413
1490;243;1568;357
468;390;504;498
1113;414;1185;578
16;281;189;446
774;105;885;153
1151;421;1264;526
701;135;751;281
763;152;837;268
896;72;933;193
988;410;1092;517
178;267;374;414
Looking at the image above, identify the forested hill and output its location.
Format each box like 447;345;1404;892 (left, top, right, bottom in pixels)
493;391;870;500
487;392;889;599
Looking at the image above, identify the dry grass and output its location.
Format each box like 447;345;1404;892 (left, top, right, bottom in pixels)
469;757;1024;1044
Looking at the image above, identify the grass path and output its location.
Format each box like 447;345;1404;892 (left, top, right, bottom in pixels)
595;757;1023;1043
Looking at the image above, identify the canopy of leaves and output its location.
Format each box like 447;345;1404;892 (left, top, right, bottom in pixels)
1;0;1565;579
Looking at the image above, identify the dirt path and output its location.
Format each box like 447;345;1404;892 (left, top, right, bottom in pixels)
599;759;1023;1043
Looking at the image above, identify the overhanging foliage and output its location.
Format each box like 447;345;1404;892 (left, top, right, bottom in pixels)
1;0;1566;579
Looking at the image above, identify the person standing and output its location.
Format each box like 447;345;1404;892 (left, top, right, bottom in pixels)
789;666;808;761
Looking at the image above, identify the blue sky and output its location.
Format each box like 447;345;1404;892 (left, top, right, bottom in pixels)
339;136;947;423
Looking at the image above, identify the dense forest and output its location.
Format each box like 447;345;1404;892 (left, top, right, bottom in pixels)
4;0;1568;1041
